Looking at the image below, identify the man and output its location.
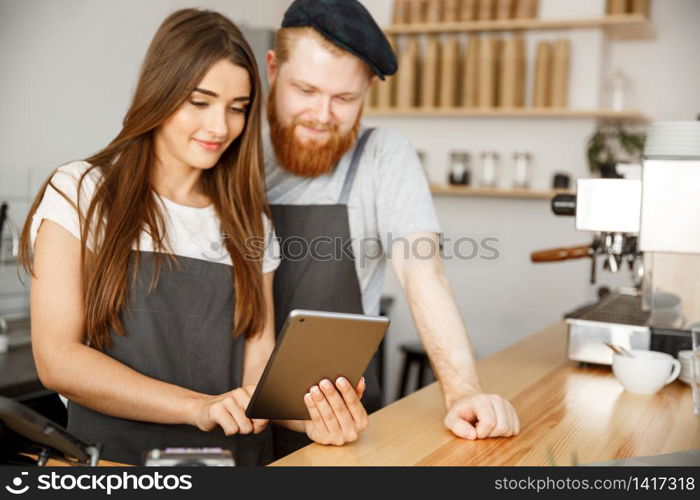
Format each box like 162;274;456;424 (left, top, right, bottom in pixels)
264;0;520;458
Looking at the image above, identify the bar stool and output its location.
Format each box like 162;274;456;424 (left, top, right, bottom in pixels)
377;296;395;401
397;342;434;399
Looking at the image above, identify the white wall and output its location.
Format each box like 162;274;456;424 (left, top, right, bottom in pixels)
1;1;699;403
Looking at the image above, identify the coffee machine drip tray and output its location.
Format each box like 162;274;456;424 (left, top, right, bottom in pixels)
566;293;650;326
564;292;651;365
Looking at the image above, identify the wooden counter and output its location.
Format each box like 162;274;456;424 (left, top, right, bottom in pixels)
271;322;700;466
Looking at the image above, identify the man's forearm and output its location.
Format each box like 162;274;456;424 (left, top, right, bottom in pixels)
390;232;484;406
391;233;520;437
404;269;483;405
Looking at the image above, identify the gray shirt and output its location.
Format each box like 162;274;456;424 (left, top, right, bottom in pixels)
264;126;441;315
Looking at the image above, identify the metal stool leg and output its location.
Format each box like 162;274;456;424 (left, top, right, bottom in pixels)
397;352;414;399
417;358;427;391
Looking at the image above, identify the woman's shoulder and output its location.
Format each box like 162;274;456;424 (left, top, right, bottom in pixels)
55;159;92;175
48;160;103;203
52;160;101;186
29;161;102;248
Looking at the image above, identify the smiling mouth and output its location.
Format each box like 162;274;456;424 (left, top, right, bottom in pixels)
299;124;332;135
194;139;223;151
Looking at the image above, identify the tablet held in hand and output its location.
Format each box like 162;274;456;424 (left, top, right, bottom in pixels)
246;310;389;420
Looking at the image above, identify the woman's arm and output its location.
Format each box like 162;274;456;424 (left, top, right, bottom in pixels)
31;220;258;434
241;272;276;387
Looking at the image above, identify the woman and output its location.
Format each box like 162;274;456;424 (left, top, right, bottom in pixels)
19;8;368;466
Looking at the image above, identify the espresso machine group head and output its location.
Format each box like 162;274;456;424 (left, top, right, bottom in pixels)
532;179;644;287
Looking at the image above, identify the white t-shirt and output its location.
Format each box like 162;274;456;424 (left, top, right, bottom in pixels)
30;160;280;274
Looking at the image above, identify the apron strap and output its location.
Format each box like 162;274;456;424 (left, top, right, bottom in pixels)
338;128;375;205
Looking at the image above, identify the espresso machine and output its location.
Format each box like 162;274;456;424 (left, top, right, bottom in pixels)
532;121;700;365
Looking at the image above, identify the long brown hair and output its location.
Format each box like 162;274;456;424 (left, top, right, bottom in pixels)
19;9;269;349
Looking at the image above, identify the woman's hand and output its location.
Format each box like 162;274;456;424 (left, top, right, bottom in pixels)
303;377;369;446
193;385;268;436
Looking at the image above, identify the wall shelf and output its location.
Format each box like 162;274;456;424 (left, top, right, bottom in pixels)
384;14;655;40
366;107;649;122
430;184;573;200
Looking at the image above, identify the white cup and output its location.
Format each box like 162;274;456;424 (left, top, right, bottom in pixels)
612;349;681;395
650;292;686;329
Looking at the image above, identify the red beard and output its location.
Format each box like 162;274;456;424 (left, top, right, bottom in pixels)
267;83;361;177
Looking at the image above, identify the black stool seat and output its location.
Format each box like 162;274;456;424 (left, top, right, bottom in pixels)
401;342;426;355
397;341;434;399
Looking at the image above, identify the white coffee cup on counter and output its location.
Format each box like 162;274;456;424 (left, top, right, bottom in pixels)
612;350;681;395
650;292;686;329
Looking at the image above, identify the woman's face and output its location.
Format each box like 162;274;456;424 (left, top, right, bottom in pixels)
155;58;252;171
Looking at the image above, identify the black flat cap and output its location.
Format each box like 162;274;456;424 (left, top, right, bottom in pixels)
281;0;398;80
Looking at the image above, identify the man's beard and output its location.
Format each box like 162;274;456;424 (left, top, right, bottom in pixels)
267;83;361;177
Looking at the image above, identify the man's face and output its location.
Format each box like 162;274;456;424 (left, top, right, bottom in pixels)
267;35;372;146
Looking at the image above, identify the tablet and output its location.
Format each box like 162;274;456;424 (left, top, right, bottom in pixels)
245;309;389;420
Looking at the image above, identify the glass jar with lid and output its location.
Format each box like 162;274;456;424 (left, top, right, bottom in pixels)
448;151;471;185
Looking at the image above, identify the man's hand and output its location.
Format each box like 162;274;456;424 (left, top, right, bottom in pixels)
303;377;369;446
444;393;520;439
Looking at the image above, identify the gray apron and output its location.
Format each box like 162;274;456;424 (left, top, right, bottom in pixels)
67;252;273;466
270;129;381;459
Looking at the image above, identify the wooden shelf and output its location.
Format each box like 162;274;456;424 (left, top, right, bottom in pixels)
384;14;655;40
366;107;649;122
430;184;573;200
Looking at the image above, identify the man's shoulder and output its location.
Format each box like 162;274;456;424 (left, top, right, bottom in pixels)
360;126;421;179
364;126;413;155
262;131;284;183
